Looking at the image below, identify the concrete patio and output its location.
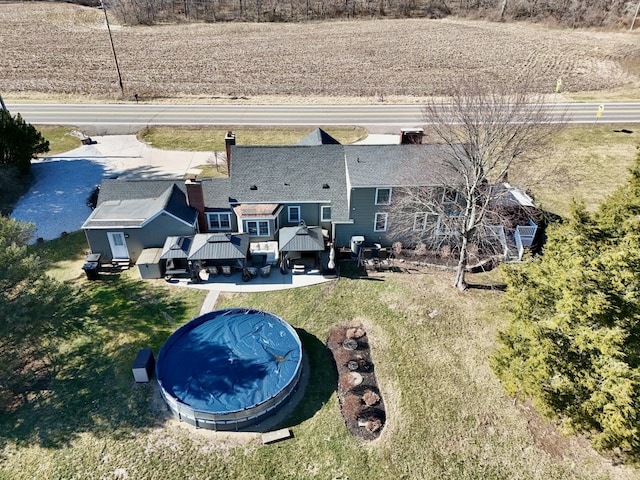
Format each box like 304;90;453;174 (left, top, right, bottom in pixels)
165;267;337;293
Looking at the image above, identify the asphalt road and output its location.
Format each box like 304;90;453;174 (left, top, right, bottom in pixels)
7;102;640;132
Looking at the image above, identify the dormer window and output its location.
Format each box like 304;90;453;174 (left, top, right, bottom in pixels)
375;187;392;205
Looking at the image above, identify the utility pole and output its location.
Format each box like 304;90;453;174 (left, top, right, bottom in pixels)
631;0;640;31
101;0;125;96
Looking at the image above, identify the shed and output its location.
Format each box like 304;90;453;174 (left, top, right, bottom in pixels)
137;248;164;279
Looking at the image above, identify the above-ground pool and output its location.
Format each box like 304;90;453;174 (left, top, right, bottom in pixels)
156;308;303;430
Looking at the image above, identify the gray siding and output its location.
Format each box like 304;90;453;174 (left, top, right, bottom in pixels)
278;203;321;228
85;213;196;263
334;188;389;248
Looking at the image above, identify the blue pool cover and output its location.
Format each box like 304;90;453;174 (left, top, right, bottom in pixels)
156;308;302;415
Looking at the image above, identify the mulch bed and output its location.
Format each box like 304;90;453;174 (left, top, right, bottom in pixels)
327;325;386;440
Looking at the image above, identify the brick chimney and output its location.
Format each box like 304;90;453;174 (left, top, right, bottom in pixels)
400;128;424;144
185;178;207;232
225;131;236;174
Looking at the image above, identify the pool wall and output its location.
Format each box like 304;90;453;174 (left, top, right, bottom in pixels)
156;308;303;431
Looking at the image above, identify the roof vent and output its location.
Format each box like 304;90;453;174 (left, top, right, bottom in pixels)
284;182;290;186
250;185;258;190
322;183;330;189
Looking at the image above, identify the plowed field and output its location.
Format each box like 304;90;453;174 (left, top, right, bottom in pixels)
1;2;639;100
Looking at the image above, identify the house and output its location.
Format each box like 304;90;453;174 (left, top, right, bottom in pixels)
82;128;538;270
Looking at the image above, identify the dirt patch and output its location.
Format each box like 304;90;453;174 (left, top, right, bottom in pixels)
1;3;639;99
518;397;595;462
327;324;386;441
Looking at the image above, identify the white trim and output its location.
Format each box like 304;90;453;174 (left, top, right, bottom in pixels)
413;212;438;231
288;206;301;223
140;209;195;228
107;232;129;259
321;205;332;222
206;212;232;231
374;212;388;232
375;187;392;205
244;219;271;237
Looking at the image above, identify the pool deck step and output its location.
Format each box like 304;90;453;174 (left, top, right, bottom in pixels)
262;428;292;445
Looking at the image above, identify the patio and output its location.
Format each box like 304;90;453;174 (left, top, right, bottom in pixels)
165;266;335;292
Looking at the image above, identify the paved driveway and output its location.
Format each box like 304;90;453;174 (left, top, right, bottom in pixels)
11;136;218;242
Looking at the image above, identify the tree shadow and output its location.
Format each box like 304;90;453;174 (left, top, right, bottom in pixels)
0;275;194;449
466;283;507;291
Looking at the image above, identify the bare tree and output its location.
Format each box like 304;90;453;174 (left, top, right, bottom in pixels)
388;80;564;291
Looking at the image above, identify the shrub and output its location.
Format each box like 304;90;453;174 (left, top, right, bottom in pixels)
362;390;380;407
342;394;363;420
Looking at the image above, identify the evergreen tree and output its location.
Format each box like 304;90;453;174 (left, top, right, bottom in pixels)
493;153;640;457
0;110;49;175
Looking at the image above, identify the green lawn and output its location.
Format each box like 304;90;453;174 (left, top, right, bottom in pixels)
37;126;82;156
138;125;368;151
0;252;635;478
513;124;640;218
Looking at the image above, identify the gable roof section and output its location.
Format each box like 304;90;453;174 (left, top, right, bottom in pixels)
229;145;349;222
82;182;197;229
297;128;341;146
160;235;193;259
188;233;250;260
344;144;462;188
279;225;325;252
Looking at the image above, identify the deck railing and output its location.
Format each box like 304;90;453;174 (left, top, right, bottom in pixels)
514;220;538;261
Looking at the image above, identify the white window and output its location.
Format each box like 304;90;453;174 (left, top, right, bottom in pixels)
206;212;231;230
288;206;301;223
374;212;388;232
245;220;270;237
442;188;461;215
375;187;392;205
413;212;438;231
321;206;332;221
436;215;462;236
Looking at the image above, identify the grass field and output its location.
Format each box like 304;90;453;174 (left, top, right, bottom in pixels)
1;235;638;479
1;3;639;101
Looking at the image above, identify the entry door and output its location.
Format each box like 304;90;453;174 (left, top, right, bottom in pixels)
107;232;129;259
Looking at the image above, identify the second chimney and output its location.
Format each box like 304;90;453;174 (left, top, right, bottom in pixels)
225;131;236;174
185;178;207;232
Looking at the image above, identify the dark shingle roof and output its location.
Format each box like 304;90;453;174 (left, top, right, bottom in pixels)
97;178;231;211
229;145;349;222
297;128;341;146
344;144;462;187
83;184;197;229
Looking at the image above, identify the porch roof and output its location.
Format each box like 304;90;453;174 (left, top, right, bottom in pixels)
188;233;250;260
279;225;325;252
160;235;193;259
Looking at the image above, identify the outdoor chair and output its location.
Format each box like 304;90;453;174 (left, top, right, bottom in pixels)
260;265;271;278
221;265;232;276
246;266;258;278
